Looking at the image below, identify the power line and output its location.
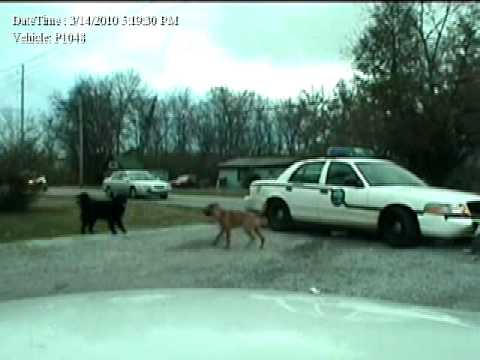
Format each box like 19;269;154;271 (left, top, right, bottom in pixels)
27;74;57;93
1;3;182;79
0;46;62;75
0;71;19;90
0;2;181;71
28;47;60;64
0;65;18;75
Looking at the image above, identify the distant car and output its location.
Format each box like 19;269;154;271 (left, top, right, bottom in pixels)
244;147;480;247
26;175;48;192
103;170;171;199
170;174;197;188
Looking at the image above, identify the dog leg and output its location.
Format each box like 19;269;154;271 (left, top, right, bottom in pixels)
212;228;224;246
254;228;266;249
81;220;87;234
88;220;95;234
108;220;117;234
243;227;256;248
225;228;232;249
117;219;127;234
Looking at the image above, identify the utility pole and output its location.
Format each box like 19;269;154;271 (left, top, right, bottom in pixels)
78;98;84;187
20;63;24;145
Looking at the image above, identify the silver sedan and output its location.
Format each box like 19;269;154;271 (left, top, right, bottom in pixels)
102;170;171;199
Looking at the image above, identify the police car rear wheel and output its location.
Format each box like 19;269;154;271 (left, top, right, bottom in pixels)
266;200;293;231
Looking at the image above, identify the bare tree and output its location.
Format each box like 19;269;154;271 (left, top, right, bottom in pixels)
109;70;144;155
50;71;146;183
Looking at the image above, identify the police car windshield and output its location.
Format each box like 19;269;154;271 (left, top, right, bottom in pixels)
356;162;425;186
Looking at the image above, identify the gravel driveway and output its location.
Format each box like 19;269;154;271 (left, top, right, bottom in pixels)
1;224;479;312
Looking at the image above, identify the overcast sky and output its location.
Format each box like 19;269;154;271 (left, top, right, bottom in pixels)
0;2;366;115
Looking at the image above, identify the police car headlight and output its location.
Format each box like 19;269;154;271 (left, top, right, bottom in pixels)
424;203;470;216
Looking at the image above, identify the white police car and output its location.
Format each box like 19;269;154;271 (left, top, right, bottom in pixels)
244;147;480;247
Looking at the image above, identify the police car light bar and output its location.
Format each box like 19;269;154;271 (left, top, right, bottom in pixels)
326;147;376;157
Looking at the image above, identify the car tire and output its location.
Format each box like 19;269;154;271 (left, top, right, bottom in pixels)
266;200;293;231
129;187;137;199
160;193;168;200
380;207;420;247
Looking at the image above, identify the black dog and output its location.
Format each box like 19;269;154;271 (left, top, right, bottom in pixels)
77;192;128;234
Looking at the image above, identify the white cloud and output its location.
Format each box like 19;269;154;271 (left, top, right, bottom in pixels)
1;2;358;112
146;29;354;99
55;3;355;98
78;55;110;74
65;24;353;98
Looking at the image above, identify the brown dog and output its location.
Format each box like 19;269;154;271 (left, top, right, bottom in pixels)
203;203;266;250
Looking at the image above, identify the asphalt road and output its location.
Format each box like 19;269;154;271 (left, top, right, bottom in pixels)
47;187;246;210
1;224;480;312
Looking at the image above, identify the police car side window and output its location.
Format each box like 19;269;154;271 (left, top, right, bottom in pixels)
326;162;361;186
114;172;126;180
289;162;324;184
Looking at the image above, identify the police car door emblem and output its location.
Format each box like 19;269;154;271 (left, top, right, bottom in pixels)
330;188;345;207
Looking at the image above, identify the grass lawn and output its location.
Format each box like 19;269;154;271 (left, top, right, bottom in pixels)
0;197;209;243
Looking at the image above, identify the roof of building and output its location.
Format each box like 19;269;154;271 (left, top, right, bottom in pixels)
218;157;299;168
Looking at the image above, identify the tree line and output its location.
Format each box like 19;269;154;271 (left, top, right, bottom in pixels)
2;2;480;188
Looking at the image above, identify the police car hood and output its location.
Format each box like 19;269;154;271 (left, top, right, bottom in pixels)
1;288;479;360
370;185;480;204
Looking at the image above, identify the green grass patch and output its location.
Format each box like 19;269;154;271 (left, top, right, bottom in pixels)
0;197;209;243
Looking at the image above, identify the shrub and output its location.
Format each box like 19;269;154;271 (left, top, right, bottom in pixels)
0;173;40;213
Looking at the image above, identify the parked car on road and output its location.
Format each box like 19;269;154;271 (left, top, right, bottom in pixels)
245;147;480;247
26;174;48;192
170;174;197;188
103;170;171;199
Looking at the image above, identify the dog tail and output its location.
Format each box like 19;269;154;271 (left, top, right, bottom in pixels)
76;192;91;208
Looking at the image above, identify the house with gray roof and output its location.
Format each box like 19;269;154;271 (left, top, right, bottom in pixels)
217;156;299;189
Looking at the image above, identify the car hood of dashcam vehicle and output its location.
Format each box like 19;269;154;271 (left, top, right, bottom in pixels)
1;288;479;360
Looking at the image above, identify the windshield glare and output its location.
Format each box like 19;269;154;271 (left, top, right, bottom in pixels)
355;162;425;186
